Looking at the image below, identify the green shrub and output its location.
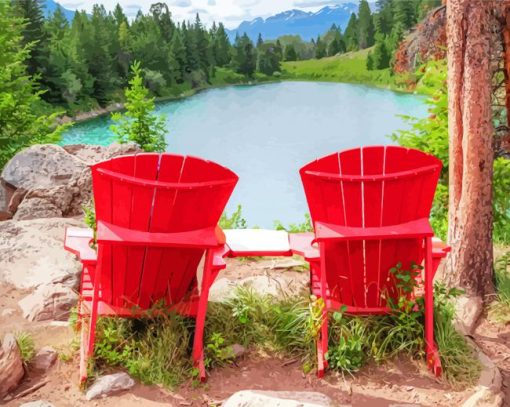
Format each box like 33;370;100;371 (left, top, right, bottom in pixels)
219;204;247;229
15;331;35;364
489;251;510;324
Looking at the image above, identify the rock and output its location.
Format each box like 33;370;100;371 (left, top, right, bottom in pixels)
0;143;142;220
232;344;246;358
18;283;78;321
14;186;72;220
7;188;27;214
223;391;333;407
85;372;135;400
19;401;55;407
2;144;87;191
255;258;306;270
1;308;15;318
0;218;83;289
63;142;140;165
462;339;504;407
209;275;308;302
32;347;57;371
455;296;483;334
0;334;25;399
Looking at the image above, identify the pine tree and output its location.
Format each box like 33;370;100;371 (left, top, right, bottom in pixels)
0;1;65;169
371;34;390;69
284;44;298;61
168;29;186;83
11;0;47;77
212;23;231;67
232;33;256;77
327;29;345;56
343;13;359;51
257;43;281;75
315;36;326;59
357;0;374;49
256;33;263;48
111;61;167;152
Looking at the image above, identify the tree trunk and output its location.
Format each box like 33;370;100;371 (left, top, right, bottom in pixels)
502;8;510;127
446;0;494;298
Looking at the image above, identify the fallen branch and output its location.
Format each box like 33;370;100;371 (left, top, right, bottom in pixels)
15;380;49;399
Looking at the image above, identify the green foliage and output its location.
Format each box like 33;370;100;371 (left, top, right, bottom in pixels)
284;44;298;62
357;0;374;49
205;332;235;368
327;316;366;373
489;251;510;324
0;1;67;170
232;33;257;77
281;48;402;92
15;331;35;364
274;214;313;233
367;35;390;70
83;200;97;246
219;205;247;229
111;61;167;152
256;43;281;76
393;59;510;243
314;36;327;59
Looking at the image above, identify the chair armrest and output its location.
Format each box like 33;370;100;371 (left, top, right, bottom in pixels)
97;221;223;249
64;227;97;264
289;232;320;261
315;218;434;242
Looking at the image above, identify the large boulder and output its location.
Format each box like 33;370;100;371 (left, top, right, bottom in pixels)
18;283;78;321
2;144;87;191
0;334;25;399
223;391;333;407
0;143;141;221
0;218;83;290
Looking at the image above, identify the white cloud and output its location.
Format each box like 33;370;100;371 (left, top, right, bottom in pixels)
62;0;349;28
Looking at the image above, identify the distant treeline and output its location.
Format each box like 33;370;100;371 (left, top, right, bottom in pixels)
10;0;439;111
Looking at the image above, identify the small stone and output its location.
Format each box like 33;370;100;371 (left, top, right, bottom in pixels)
18;283;78;322
19;401;55;407
85;372;135;400
1;308;15;317
232;344;246;358
455;296;483;334
32;347;57;371
223;390;333;407
0;334;25;398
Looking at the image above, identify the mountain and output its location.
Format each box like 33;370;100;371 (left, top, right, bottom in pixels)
226;3;360;42
43;0;77;21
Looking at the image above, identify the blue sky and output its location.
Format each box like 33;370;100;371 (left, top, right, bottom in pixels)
59;0;356;28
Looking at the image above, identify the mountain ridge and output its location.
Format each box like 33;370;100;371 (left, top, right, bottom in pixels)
227;3;360;42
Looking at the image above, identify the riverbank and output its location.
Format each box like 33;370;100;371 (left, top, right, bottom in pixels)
280;48;414;93
60;51;418;125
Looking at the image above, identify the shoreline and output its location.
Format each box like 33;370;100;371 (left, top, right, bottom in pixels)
61;77;415;126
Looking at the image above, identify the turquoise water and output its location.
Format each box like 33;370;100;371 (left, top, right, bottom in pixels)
62;81;427;227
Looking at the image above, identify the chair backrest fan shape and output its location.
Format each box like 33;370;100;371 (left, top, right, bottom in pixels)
91;153;238;310
300;146;441;311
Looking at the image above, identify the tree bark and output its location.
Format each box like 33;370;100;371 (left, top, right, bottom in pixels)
502;8;510;127
446;0;495;298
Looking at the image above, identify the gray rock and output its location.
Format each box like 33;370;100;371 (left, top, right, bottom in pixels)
32;347;57;371
1;144;87;191
85;372;135;400
63;142;140;165
0;218;82;289
209;275;308;302
19;401;55;407
455;295;483;335
1;308;15;318
0;334;24;399
232;344;246;358
18;283;78;321
1;143;142;220
223;391;333;407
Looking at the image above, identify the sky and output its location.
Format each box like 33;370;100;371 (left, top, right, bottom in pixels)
58;0;356;29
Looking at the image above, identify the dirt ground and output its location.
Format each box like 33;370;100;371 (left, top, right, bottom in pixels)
0;258;507;406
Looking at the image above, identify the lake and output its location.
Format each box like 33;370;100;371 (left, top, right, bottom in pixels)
62;81;427;228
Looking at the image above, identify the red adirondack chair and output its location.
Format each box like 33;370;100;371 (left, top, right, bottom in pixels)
64;153;238;384
295;146;446;378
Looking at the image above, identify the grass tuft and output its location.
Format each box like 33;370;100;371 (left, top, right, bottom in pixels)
488;251;510;324
15;331;35;364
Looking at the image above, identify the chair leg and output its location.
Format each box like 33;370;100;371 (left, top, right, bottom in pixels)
316;243;329;378
424;237;442;377
192;250;214;382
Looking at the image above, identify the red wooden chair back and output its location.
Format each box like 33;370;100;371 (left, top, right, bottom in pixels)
300;146;442;311
91;153;238;310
